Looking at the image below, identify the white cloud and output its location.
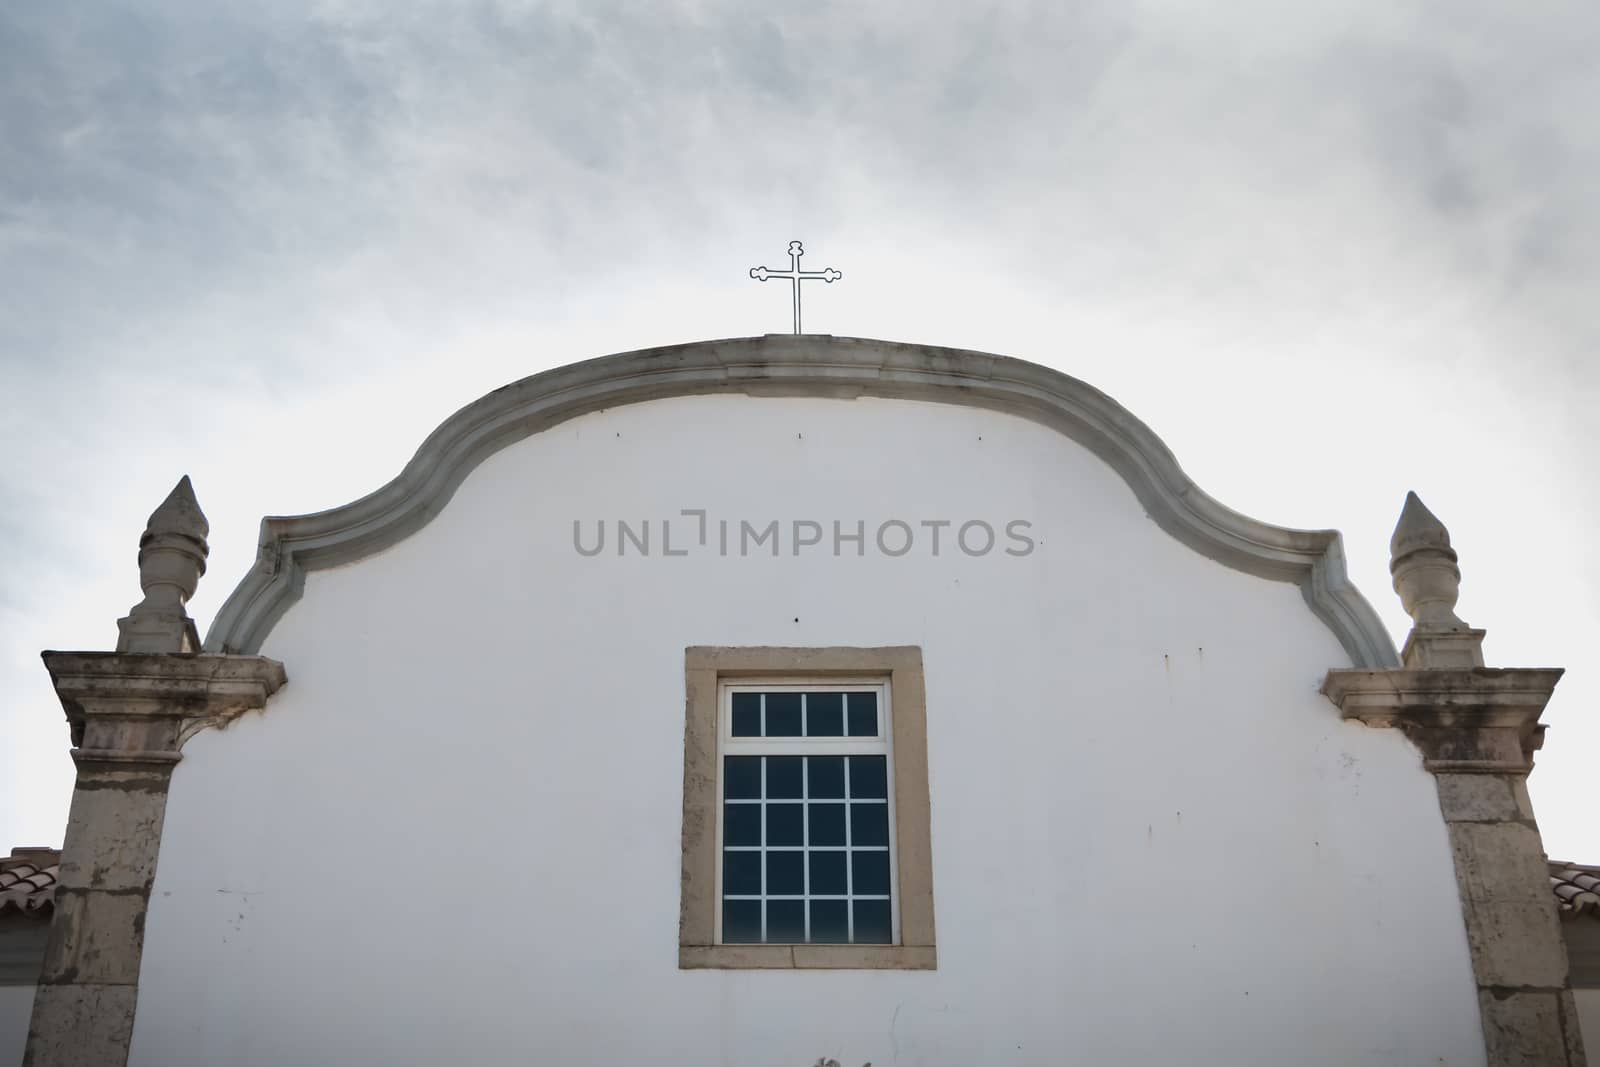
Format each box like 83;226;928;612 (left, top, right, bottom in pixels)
3;0;1597;856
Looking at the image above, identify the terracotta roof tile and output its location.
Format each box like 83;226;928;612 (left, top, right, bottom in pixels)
0;847;60;917
1551;861;1600;918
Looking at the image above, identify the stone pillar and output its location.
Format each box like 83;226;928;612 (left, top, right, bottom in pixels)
24;481;285;1067
1322;493;1585;1066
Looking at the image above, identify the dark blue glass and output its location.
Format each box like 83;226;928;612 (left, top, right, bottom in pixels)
851;850;891;895
808;756;845;799
724;757;761;799
809;803;845;846
848;756;887;799
723;850;761;895
723;899;761;943
853;899;892;944
731;692;761;737
847;692;877;736
766;756;803;799
766;803;803;846
766;850;804;895
724;803;761;847
850;802;889;846
810;900;848;943
765;692;802;736
805;692;843;736
809;850;847;895
767;899;805;943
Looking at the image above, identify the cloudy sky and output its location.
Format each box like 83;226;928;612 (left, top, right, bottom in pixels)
3;1;1596;858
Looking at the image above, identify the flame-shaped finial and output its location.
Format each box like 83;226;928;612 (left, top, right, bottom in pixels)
116;476;210;653
1389;491;1487;667
145;475;209;547
1390;491;1465;632
1390;491;1453;566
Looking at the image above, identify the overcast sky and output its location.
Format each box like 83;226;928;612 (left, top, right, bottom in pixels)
3;1;1596;859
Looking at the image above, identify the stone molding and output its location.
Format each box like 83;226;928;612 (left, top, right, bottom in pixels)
203;335;1398;668
44;652;289;761
25;653;285;1067
1320;668;1562;774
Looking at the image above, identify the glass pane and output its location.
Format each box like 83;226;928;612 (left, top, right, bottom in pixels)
850;802;889;846
724;803;760;847
804;692;843;736
731;692;761;737
765;692;802;737
723;850;761;895
848;756;887;799
847;692;877;736
853;899;892;944
766;756;803;799
810;900;848;943
724;756;761;800
852;850;891;895
808;756;845;799
809;850;847;895
767;899;805;943
766;803;803;847
766;851;804;895
809;803;845;846
723;899;761;943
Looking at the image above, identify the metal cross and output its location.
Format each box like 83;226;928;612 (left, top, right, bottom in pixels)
749;241;842;334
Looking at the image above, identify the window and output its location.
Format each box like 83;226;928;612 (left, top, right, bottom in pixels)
720;685;895;945
680;647;935;970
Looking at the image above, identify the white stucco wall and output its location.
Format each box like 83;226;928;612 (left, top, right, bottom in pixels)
0;987;33;1067
132;394;1483;1066
1578;989;1600;1056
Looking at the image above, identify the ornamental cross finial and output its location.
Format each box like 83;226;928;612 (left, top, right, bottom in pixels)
749;240;841;334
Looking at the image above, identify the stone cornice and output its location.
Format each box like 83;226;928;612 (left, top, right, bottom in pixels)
203;334;1399;668
1321;667;1563;773
42;652;288;758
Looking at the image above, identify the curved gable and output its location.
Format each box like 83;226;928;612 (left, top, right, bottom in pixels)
204;335;1397;667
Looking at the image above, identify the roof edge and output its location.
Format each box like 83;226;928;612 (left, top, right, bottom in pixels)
203;335;1400;667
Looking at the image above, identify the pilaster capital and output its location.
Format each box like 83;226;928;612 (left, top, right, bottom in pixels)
41;651;287;768
1320;667;1562;774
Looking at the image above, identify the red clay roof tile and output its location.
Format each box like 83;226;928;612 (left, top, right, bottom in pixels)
0;847;60;917
1551;861;1600;918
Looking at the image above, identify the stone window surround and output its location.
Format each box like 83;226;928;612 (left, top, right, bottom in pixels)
680;646;936;970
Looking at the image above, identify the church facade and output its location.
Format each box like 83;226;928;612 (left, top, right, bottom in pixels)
3;336;1590;1065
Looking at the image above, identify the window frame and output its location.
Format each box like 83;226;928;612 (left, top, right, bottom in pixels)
680;646;935;970
716;680;900;947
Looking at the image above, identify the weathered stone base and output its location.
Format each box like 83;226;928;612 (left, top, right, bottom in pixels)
23;984;137;1067
1477;988;1587;1066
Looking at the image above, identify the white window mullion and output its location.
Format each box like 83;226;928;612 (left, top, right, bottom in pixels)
802;754;811;944
723;741;882;757
759;755;767;943
844;755;854;943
